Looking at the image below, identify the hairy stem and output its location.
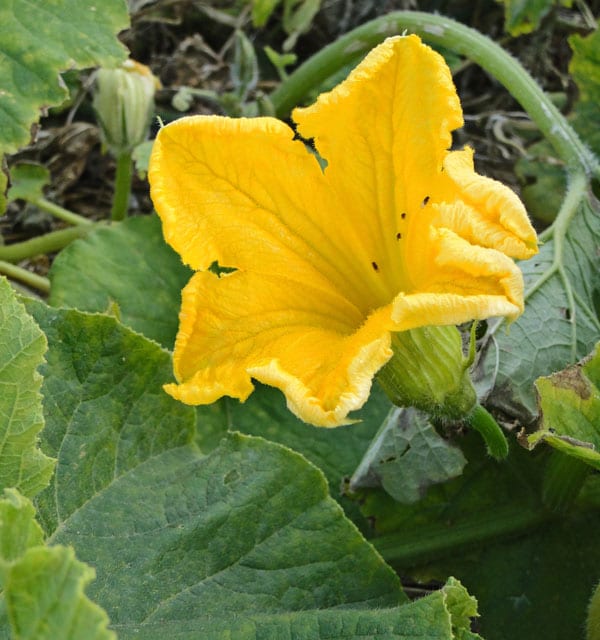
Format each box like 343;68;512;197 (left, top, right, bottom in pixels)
467;404;509;460
111;151;133;221
271;11;598;176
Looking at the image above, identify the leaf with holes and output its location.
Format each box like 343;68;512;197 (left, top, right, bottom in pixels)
530;342;600;468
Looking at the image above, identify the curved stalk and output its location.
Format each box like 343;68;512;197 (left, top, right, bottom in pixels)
468;404;509;460
0;260;50;293
271;11;598;176
0;225;96;262
32;197;94;227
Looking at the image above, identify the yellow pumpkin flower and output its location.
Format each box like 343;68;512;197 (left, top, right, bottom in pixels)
149;34;537;428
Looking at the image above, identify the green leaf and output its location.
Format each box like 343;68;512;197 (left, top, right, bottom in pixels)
0;0;128;157
350;407;467;504
251;0;280;26
421;505;600;640
224;383;390;491
478;186;600;422
5;546;115;640
6;162;50;203
26;301;481;637
231;30;258;101
0;488;115;640
0;488;43;564
48;215;192;349
569;26;600;159
0;278;54;498
499;0;571;36
362;434;600;640
514;138;566;224
104;578;478;639
589;582;600;640
282;0;321;50
24;300;196;535
530;342;600;468
131;139;154;178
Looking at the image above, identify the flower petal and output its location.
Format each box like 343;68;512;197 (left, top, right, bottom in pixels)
439;148;538;258
167;270;393;427
292;35;464;302
389;225;524;329
149;115;387;312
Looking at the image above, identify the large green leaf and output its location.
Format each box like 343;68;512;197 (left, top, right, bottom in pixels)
49;215;192;349
530;342;600;468
478;190;600;422
361;434;600;640
0;278;54;498
0;0;128;157
23;301;481;638
24;301;196;535
0;488;115;640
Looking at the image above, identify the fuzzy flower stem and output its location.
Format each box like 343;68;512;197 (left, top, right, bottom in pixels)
111;151;133;221
271;11;598;177
467;404;509;460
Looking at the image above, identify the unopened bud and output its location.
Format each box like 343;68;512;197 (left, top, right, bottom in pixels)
93;59;159;156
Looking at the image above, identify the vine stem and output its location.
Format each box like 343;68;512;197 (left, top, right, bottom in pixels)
31;197;93;227
0;225;96;263
0;260;50;293
111;151;133;221
270;10;598;176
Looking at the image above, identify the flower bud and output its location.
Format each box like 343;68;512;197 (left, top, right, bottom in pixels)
377;325;476;419
93;59;159;156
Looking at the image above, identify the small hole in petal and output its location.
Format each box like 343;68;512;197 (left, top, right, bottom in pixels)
421;196;430;207
371;261;379;272
401;212;407;219
396;232;402;240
